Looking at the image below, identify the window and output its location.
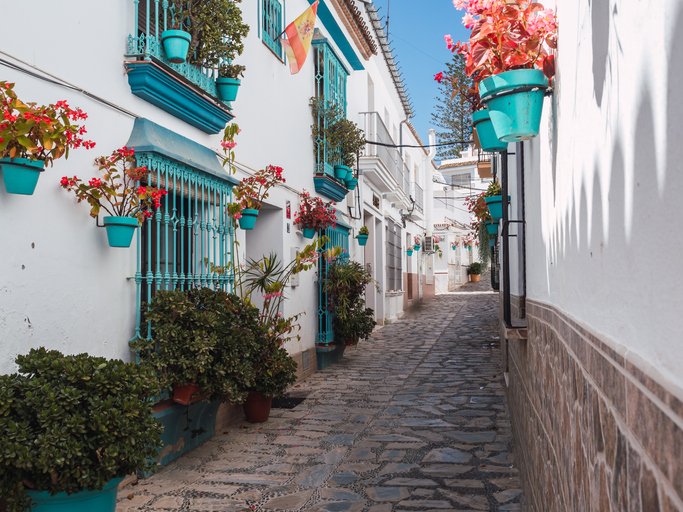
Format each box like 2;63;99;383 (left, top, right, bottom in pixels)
261;0;283;58
385;220;403;292
318;224;350;343
134;153;235;339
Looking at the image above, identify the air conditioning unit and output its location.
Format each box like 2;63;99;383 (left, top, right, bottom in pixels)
423;235;435;253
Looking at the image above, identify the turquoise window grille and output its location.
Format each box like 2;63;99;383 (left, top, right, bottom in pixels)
312;37;349;177
261;0;283;58
317;224;350;344
127;0;220;97
133;153;235;339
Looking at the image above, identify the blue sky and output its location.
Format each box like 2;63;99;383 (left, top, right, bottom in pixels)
370;0;469;143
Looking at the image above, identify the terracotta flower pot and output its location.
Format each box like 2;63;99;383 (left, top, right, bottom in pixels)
243;391;272;423
470;274;481;283
172;383;202;406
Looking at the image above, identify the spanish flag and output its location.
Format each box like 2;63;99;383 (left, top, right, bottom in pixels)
281;1;319;74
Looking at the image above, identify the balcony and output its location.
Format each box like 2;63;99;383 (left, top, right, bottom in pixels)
125;0;233;134
360;112;411;206
413;182;424;213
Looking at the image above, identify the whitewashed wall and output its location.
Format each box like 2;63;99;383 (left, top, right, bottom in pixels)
524;0;683;391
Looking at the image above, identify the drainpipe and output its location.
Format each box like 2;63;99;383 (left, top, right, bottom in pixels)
424;129;437;288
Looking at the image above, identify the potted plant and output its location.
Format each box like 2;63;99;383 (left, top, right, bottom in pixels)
414;235;422;251
160;0;192;63
228;164;286;230
468;262;482;282
60;147;167;248
334;304;375;346
0;348;161;512
452;0;557;141
216;64;245;102
0;82;95;195
356;225;369;246
293;190;337;239
483;180;510;222
473;109;508;152
406;247;414;256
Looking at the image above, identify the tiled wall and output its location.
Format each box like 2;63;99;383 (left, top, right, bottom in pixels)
505;300;683;511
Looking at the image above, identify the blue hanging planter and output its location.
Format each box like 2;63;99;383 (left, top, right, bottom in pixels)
485;220;499;237
160;29;192;64
344;176;358;191
472;110;508;153
238;208;259;230
103;216;138;248
406;248;414;256
27;477;123;512
334;165;351;181
215;77;241;102
484;195;511;222
479;69;549;142
0;157;45;195
414;244;421;251
357;234;368;246
302;227;316;239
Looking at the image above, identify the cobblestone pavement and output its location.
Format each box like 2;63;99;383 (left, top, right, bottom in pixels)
117;294;522;511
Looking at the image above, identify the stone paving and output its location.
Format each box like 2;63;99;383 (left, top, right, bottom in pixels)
117;292;522;511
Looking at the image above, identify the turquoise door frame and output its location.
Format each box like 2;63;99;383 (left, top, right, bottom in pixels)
317;224;350;344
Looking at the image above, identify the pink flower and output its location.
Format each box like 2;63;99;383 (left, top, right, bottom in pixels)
462;13;476;28
444;34;454;51
221;140;237;150
434;72;444;83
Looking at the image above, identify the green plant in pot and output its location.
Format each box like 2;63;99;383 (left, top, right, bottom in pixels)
334;304;376;346
0;82;95;195
216;64;245;102
160;0;192;63
293;190;337;239
467;262;483;282
0;348;162;512
227;164;286;230
356;225;369;246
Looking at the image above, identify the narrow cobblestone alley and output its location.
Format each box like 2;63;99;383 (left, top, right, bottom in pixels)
117;292;522;512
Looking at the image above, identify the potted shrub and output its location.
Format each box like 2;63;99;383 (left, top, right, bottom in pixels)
406;247;414;256
228;164;286;230
293;190;337;239
160;0;192;63
334;304;375;346
60;147;167;248
414;235;422;251
0;82;95;195
483;180;510;222
468;262;482;282
0;348;161;512
452;0;557;141
356;225;369;246
216;64;245;102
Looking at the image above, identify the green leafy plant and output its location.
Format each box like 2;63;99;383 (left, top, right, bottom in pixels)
0;348;162;512
484;180;501;197
310;98;365;168
467;262;482;275
334;304;376;345
247;336;298;397
358;225;369;236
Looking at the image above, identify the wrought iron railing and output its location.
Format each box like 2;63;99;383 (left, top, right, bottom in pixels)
127;0;220;97
318;225;350;344
413;182;424;212
363;112;401;182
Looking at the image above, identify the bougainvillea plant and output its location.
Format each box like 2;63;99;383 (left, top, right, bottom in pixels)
414;234;423;245
60;147;167;224
450;0;557;82
228;164;285;219
293;190;337;231
0;81;95;165
220;122;239;173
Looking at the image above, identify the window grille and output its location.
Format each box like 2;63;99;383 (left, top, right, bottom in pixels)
385;220;402;291
317;224;350;344
261;0;283;57
134;153;235;339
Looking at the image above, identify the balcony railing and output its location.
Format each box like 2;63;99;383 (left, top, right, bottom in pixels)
127;0;219;97
413;182;424;212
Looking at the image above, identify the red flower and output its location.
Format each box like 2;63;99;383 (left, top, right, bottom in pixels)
434;72;444;83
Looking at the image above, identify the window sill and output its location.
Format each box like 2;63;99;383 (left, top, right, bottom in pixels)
385;290;404;297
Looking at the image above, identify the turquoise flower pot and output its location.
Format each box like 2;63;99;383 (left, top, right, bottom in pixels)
239;208;259;230
479;69;549;142
472;110;508;153
103;216;138;248
357;234;368;246
484;195;511;221
414;244;421;251
161;29;191;64
302;227;316;239
216;77;241;102
27;477;122;512
406;248;414;256
0;157;44;195
485;220;499;237
334;165;351;181
345;176;358;191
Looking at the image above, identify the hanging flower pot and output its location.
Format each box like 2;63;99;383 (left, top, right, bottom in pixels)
479;69;549;142
172;383;202;406
216;77;241;102
243;391;272;423
472;110;508;153
27;476;123;512
414;244;421;251
406;248;414;256
344;176;358;191
103;217;139;248
484;194;511;221
0;157;45;195
451;244;457;250
239;208;259;230
485;220;499;237
160;29;192;64
356;234;368;246
334;165;351;181
302;227;316;239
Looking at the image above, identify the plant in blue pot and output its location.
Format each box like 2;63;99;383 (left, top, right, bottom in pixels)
229;164;286;230
356;225;369;246
293;190;337;239
452;0;557;141
60;147;167;248
414;235;422;251
216;64;245;103
0;348;162;512
160;0;192;63
0;82;95;195
483;180;510;222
